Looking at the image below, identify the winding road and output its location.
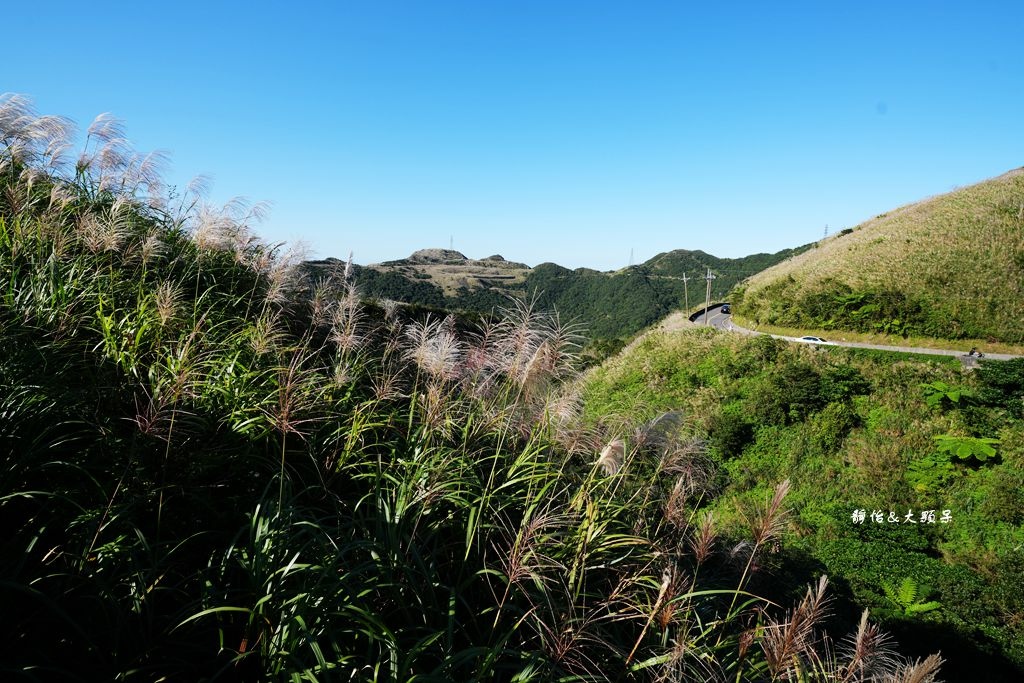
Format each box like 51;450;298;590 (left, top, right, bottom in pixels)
687;304;1022;361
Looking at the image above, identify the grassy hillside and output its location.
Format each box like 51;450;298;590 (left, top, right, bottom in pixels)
735;170;1024;344
2;95;952;681
584;327;1024;679
308;245;810;348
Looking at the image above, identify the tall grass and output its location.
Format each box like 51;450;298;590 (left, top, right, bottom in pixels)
0;94;942;681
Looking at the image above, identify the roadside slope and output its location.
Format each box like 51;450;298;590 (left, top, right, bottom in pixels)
734;169;1024;344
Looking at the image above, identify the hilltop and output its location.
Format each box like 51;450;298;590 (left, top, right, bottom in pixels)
307;244;811;344
734;169;1024;344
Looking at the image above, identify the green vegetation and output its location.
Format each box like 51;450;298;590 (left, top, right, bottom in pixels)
736;170;1024;344
920;380;972;410
584;328;1024;680
881;578;941;618
319;246;810;355
1;96;955;681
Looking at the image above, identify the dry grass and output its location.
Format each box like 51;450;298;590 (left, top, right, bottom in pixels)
370;257;532;296
740;169;1024;343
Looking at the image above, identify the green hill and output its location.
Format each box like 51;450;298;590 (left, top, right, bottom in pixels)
734;169;1024;344
583;326;1024;678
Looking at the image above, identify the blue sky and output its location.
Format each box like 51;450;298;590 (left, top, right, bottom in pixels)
4;1;1023;270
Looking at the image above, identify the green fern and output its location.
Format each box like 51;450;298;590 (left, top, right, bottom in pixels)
882;577;941;617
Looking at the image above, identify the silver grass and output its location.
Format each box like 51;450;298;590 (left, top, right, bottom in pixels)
689;510;717;563
542;387;582;430
660;439;715;504
329;285;365;353
836;609;899;682
404;315;464;381
761;575;832;678
264;242;307;305
308;280;333;328
77;212;129;254
883;654;944;683
371;365;403;402
250;311;284;356
1;95;74;172
136;149;170;191
493;509;565;594
331;360;354;388
596;438;625;476
418;379;457;436
48;182;75;210
187;173;213;199
493;297;545;382
379;298;401;320
140;231;166;264
460;320;503;394
192;204;243;251
154;281;181;327
750;478;791;547
85;112;126;144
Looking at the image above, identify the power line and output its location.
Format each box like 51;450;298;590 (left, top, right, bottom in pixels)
681;272;690;313
703;268;716;326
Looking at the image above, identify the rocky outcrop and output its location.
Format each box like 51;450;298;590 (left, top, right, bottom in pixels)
407;249;468;264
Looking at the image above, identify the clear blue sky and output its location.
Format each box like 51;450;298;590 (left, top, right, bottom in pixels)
4;1;1023;270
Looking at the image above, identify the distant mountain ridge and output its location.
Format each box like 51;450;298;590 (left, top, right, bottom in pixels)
381;248;528;269
306;244;810;343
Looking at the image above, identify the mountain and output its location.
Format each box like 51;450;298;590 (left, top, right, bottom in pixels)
306;244;811;343
734;169;1024;344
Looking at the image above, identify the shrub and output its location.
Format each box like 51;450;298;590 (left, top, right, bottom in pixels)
748;361;825;425
820;364;871;401
977;468;1024;524
708;401;755;457
976;358;1024;418
810;401;858;452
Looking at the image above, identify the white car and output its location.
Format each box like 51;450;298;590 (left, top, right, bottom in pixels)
796;336;829;344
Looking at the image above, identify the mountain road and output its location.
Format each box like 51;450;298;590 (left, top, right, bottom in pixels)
689;304;1022;361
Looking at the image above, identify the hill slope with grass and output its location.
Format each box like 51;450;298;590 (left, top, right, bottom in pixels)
3;95;955;681
583;326;1024;679
734;169;1024;344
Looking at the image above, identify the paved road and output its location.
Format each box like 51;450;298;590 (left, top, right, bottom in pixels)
689;304;1021;361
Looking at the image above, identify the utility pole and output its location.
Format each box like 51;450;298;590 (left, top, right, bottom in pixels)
681;272;690;313
823;224;829;239
703;267;716;326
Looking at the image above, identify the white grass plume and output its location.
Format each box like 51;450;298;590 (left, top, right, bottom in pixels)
595;438;625;476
